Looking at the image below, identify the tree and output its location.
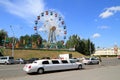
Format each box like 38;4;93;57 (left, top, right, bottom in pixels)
83;39;95;55
75;40;86;54
86;39;91;55
66;35;95;56
31;34;42;48
0;47;4;56
56;40;64;49
66;35;80;48
5;37;18;48
19;36;25;47
91;42;95;54
0;29;8;46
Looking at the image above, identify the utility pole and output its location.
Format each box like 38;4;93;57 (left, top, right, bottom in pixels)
10;25;15;57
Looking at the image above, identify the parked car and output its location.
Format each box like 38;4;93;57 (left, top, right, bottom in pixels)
0;56;14;64
71;58;80;62
14;58;26;64
117;55;120;59
82;57;99;65
23;59;84;74
26;58;39;63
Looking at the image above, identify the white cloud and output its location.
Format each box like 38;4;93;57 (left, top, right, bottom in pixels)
0;0;45;22
92;33;101;38
98;26;109;29
99;6;120;18
99;11;113;18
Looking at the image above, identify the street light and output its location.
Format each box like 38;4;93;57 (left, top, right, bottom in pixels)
10;25;15;57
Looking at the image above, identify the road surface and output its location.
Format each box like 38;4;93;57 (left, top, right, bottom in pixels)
0;57;120;80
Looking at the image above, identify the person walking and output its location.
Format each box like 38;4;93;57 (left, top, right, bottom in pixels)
99;56;102;65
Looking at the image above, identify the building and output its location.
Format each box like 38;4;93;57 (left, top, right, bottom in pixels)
93;46;120;56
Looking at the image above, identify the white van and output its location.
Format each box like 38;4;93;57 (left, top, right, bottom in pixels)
0;56;14;64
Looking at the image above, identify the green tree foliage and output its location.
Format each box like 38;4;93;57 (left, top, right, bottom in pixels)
0;29;8;46
66;35;95;55
19;35;31;48
75;40;85;55
31;34;42;48
66;35;80;48
19;34;42;48
56;40;64;49
0;47;4;56
0;29;95;53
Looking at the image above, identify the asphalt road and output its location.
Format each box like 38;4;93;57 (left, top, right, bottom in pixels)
0;57;120;80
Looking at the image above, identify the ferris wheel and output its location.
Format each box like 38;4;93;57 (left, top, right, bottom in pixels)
34;10;67;43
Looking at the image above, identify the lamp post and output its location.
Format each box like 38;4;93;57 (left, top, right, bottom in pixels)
10;25;15;57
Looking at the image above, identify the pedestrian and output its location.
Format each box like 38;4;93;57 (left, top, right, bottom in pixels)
99;56;102;65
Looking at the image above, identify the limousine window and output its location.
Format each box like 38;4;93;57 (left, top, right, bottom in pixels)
52;60;60;64
42;61;49;64
70;60;75;63
33;61;37;63
61;60;68;63
0;57;7;59
9;57;14;59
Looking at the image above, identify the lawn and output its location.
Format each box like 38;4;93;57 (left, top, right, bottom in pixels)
3;49;84;59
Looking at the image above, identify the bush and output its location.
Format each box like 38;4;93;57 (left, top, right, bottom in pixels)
0;52;3;56
0;48;4;56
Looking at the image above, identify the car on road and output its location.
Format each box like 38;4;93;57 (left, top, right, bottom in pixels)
117;55;120;59
82;57;99;65
14;58;26;64
0;56;14;64
26;58;39;63
23;59;84;74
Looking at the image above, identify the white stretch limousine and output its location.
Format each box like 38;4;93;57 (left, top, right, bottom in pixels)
23;59;84;74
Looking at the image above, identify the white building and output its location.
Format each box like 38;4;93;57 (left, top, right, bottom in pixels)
93;47;120;56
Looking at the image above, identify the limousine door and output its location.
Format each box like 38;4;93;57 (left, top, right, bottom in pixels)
69;60;78;69
42;60;61;71
42;61;53;71
61;60;73;70
51;60;62;70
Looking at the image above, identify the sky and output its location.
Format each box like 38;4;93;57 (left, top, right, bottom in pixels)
0;0;120;48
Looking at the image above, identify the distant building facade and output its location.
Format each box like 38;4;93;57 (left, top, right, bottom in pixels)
93;46;120;56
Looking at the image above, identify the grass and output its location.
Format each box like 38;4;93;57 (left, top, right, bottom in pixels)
3;49;84;59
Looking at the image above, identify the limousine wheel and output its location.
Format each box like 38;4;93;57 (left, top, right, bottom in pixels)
37;68;44;74
78;65;82;70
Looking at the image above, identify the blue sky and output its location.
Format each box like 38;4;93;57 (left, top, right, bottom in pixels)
0;0;120;48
